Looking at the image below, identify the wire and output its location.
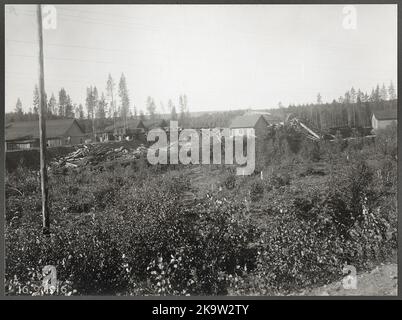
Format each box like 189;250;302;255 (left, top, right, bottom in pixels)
15;9;162;33
12;7;283;45
57;7;162;31
5;38;170;58
7;53;145;68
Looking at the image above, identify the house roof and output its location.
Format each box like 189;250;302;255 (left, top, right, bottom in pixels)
244;109;272;115
229;114;268;128
261;114;282;123
372;109;397;121
5;119;83;141
143;119;168;129
243;110;282;123
103;119;145;132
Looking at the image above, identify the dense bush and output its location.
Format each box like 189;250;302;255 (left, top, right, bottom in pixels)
300;140;322;162
223;173;236;190
5;215;130;295
5;170;259;296
230;159;397;294
269;172;291;188
250;180;264;202
5;130;397;296
299;165;326;177
252;202;391;292
112;174;258;295
375;122;397;159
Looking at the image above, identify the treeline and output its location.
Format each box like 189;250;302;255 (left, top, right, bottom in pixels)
186;110;244;128
7;73;192;130
7;81;397;132
285;82;397;130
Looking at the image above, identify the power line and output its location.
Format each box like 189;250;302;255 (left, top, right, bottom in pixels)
7;53;145;68
12;7;283;45
6;38;170;58
57;7;162;31
57;6;157;24
5;72;95;85
11;6;387;50
16;8;162;33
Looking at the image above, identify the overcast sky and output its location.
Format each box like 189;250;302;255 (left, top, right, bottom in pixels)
5;4;397;114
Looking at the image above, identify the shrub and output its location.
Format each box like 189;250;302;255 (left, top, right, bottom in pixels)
243;191;395;293
285;126;303;154
375;122;397;159
223;174;236;190
5;146;396;296
270;172;291;188
114;175;258;295
4;170;259;296
228;158;396;295
5;214;131;296
250;180;264;202
5;196;23;226
299;165;326;177
300;140;321;162
378;158;397;190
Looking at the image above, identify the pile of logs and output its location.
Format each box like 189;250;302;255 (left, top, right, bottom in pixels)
50;143;148;171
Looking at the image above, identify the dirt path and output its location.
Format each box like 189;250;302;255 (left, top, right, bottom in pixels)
291;263;398;296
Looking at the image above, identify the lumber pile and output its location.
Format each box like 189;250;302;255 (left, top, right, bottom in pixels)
50;143;148;171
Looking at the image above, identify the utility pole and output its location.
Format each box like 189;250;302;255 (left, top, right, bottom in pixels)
36;5;50;235
112;92;116;134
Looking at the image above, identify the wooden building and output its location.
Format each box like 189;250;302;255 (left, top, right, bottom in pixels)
372;109;397;131
5;119;85;151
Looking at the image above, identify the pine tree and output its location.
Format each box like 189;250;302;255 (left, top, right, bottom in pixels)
93;87;99;106
316;93;322;104
118;73;130;129
388;81;396;100
48;93;57;116
97;93;107;119
86;86;99;138
64;94;74;118
374;84;381;102
77;104;84;119
106;73;117;128
362;92;369;103
133;104;137;119
369;88;376;102
86;86;94;119
356;89;363;102
350;87;356;103
179;95;188;125
344;91;351;104
15;98;23;115
380;83;388;101
58;88;69;117
146;96;156;120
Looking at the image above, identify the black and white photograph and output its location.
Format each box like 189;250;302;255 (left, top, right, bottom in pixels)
3;3;398;298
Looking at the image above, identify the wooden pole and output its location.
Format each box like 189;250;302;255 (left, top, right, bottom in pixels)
36;5;50;235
